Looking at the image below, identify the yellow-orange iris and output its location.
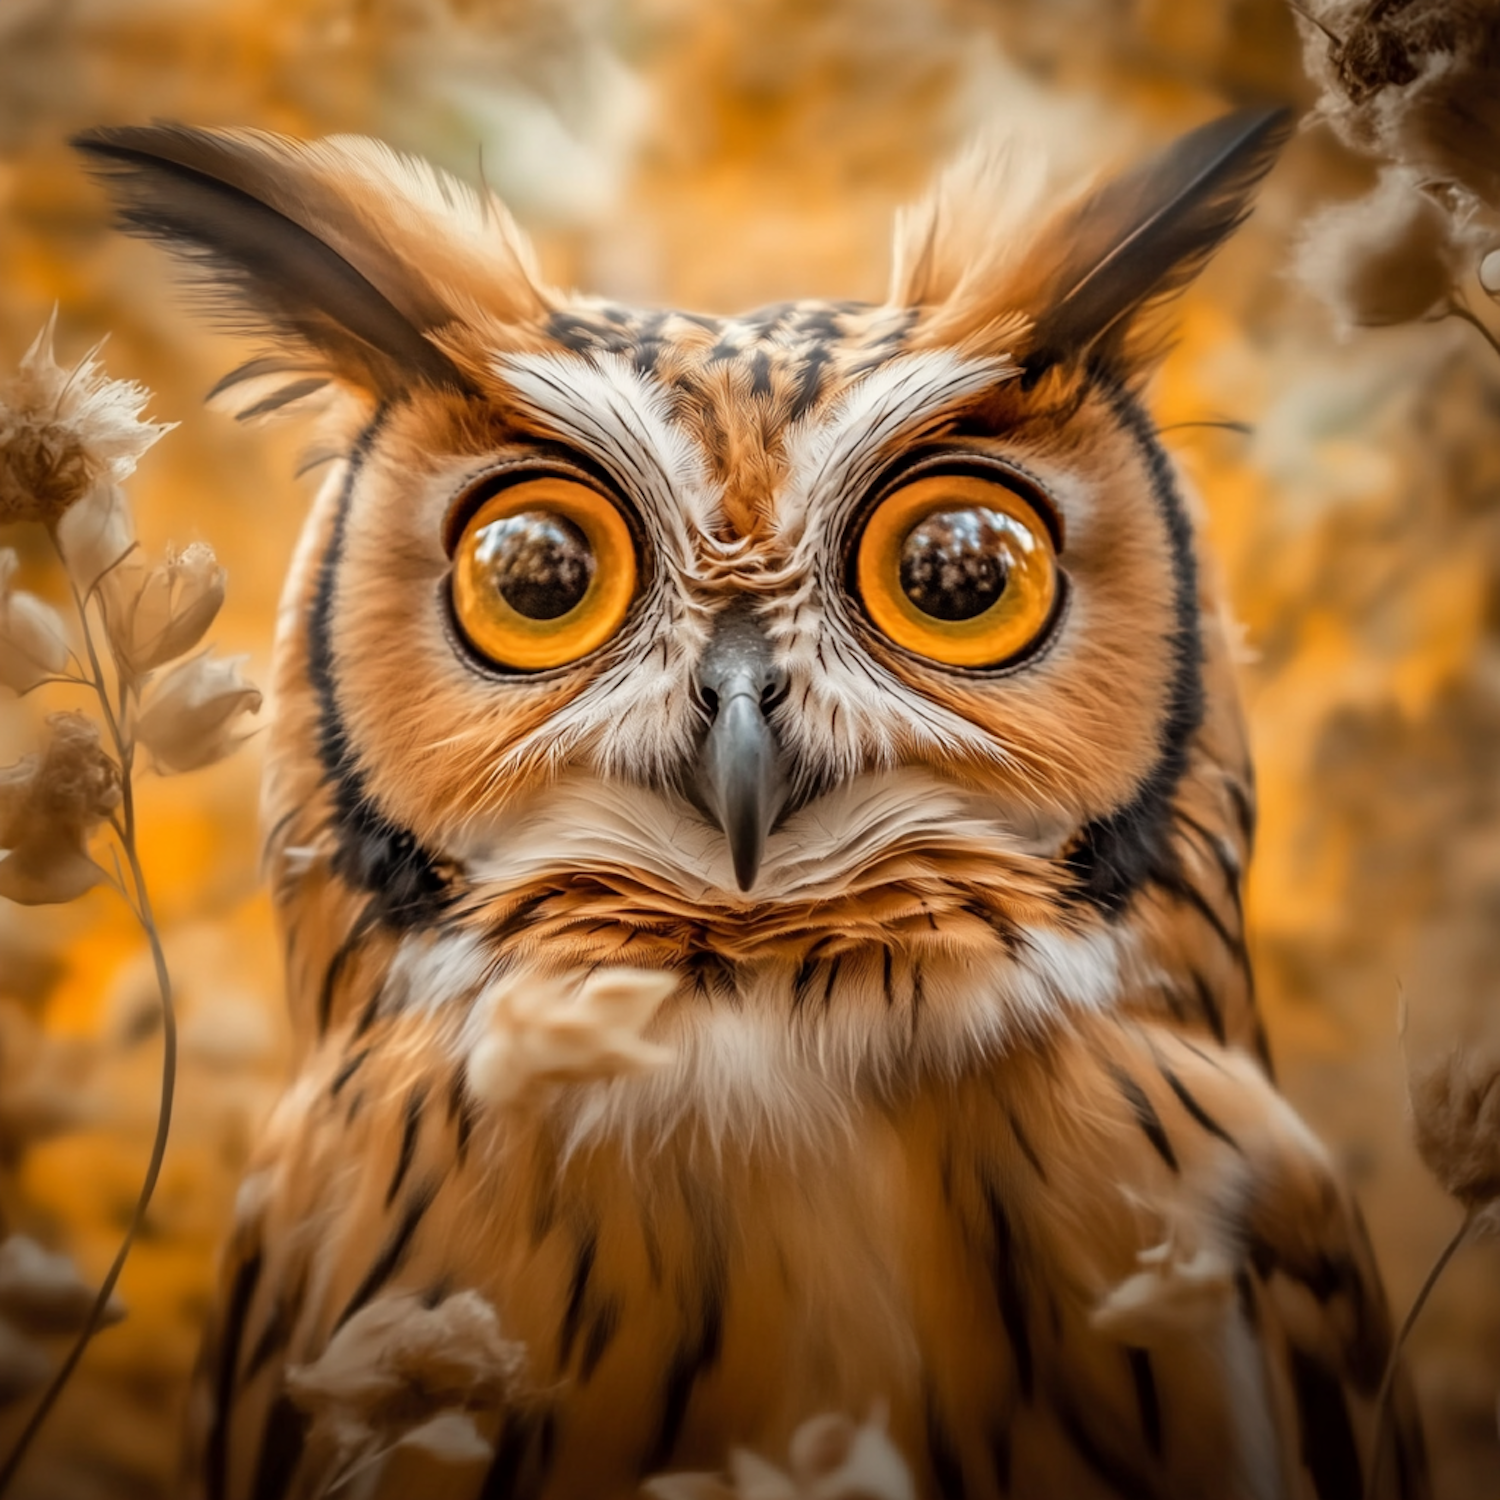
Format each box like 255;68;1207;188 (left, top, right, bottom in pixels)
450;477;636;670
855;472;1058;668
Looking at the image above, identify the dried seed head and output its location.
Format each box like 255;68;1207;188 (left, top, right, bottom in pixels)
286;1289;524;1482
0;314;171;531
1293;168;1459;332
0;712;121;905
1410;1046;1500;1212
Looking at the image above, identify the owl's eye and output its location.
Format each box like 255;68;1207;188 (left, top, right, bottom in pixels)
450;477;637;670
854;471;1059;669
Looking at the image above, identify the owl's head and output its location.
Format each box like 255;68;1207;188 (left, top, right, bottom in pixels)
76;113;1285;1071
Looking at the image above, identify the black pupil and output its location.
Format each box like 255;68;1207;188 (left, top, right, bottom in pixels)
473;509;595;620
899;506;1012;621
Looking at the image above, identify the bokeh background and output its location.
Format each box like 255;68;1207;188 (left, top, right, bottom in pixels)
0;0;1496;1495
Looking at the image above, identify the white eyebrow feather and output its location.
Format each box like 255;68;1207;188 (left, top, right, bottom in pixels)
493;349;724;570
777;348;1021;544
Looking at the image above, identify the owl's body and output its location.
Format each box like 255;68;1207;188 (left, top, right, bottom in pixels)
77;113;1426;1499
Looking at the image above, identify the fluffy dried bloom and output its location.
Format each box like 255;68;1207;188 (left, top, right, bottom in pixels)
54;482;135;597
1295;3;1500;217
1409;1045;1500;1212
1294;168;1460;331
106;542;225;676
286;1289;523;1481
646;1409;916;1500
134;651;262;773
0;313;172;530
1091;1214;1236;1343
467;967;676;1107
0;1234;124;1337
0;712;120;905
0;549;69;694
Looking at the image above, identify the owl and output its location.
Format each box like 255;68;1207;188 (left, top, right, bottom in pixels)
75;109;1429;1500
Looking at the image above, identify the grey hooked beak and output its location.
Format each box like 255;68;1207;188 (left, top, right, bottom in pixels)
693;609;788;893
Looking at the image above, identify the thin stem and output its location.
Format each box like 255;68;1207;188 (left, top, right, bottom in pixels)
1364;1208;1473;1500
1285;0;1343;46
0;808;177;1495
1447;300;1500;361
0;548;176;1495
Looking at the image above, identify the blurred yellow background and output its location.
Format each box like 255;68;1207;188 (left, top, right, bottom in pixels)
0;1;1496;1496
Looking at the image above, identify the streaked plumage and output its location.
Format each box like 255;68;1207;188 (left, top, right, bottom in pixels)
76;108;1427;1500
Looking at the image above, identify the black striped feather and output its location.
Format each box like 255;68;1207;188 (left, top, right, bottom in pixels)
72;124;470;396
1023;106;1292;376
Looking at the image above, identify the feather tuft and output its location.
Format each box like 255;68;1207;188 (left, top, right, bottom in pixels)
73;125;555;400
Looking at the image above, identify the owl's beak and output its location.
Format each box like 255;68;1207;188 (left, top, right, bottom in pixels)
693;611;788;893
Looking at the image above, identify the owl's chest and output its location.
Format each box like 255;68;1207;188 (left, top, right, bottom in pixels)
399;1066;1053;1500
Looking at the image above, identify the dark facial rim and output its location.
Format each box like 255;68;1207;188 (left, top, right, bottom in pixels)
842;448;1070;678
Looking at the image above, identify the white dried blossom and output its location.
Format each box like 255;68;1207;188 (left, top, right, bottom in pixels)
106;542;226;677
0;711;120;905
466;967;676;1108
134;651;262;773
1293;168;1461;332
1409;1045;1500;1214
54;481;135;597
0;1234;124;1337
395;1409;494;1465
1091;1230;1237;1344
286;1289;523;1485
0;313;172;530
0;548;69;694
646;1408;917;1500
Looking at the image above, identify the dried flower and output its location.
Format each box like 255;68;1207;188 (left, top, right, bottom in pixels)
1294;2;1500;173
1293;168;1460;331
0;549;69;694
286;1289;524;1483
646;1409;916;1500
1409;1045;1500;1213
467;967;676;1107
53;482;134;597
395;1409;494;1465
0;712;120;905
1091;1219;1236;1343
0;1235;124;1337
106;542;226;676
0;313;172;530
134;651;262;773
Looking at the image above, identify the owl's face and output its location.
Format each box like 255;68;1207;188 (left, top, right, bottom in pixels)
330;310;1183;915
78;114;1282;1078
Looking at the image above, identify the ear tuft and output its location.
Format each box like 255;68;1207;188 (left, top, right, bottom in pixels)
901;107;1292;377
74;125;554;404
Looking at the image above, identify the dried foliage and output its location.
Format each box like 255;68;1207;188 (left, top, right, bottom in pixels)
1410;1046;1500;1214
286;1289;525;1493
1292;1;1500;350
0;321;258;1492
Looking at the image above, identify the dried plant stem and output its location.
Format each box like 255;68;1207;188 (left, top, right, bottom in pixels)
1447;299;1500;361
1364;1207;1474;1500
0;573;178;1497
